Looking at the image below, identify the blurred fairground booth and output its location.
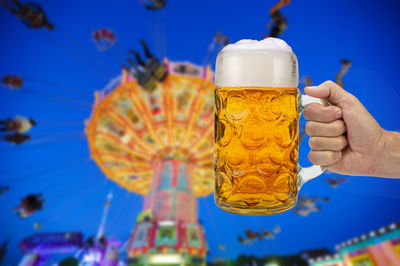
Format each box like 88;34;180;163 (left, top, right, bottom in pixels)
309;222;400;266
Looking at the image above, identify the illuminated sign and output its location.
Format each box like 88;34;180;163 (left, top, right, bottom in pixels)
149;254;182;264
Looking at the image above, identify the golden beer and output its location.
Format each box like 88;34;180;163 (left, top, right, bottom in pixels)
215;87;299;215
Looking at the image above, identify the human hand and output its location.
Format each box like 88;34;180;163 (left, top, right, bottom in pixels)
303;81;400;178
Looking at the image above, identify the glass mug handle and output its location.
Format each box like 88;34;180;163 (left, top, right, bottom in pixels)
297;93;330;189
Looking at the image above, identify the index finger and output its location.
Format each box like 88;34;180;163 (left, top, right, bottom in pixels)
305;80;353;108
303;103;343;123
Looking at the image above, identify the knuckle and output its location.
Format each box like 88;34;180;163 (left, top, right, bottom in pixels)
333;120;345;134
303;103;319;120
308;137;316;149
321;109;334;122
338;135;348;148
305;122;314;135
324;105;340;116
303;107;311;120
309;151;336;165
308;152;317;164
342;93;358;108
324;80;335;87
329;151;337;162
308;151;325;165
339;120;346;132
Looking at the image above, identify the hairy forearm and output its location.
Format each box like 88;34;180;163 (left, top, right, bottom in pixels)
374;130;400;178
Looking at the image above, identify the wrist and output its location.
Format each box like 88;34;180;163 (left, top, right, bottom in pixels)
372;130;400;178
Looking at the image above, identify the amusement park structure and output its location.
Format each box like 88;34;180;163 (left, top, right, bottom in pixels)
19;232;84;265
18;192;121;266
309;221;400;266
85;59;215;265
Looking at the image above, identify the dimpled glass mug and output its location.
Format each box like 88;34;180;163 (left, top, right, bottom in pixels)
214;38;326;215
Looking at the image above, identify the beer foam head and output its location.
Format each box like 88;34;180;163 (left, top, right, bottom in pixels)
222;38;293;53
215;38;298;88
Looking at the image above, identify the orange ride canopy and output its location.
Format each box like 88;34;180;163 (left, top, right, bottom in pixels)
85;61;215;196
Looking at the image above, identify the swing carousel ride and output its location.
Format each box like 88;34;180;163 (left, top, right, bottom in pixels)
0;0;230;261
85;59;215;265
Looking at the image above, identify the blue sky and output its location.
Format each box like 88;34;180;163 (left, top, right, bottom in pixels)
1;0;400;264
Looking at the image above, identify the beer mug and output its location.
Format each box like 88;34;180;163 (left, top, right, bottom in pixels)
214;38;326;215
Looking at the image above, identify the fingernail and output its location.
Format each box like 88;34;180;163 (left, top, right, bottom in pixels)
335;152;342;159
336;110;343;119
305;86;317;93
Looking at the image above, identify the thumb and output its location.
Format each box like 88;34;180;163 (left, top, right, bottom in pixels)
304;80;353;108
